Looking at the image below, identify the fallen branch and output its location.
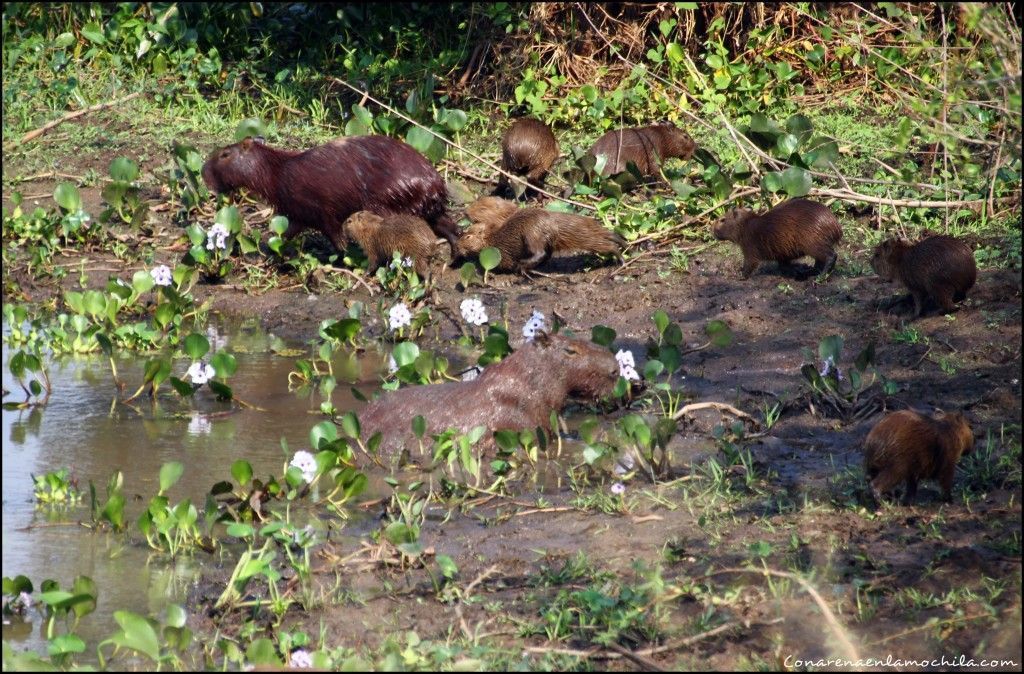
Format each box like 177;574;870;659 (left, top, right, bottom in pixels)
673;402;757;425
810;187;1019;211
19;92;143;145
710;567;860;663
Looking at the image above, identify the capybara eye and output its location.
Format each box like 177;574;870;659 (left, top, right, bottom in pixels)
219;150;230;160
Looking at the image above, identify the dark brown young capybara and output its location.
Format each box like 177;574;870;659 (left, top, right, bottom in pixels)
456;200;625;273
358;332;620;459
587;122;696;177
863;409;974;504
495;118;560;199
342;211;444;277
201;135;459;253
713;199;843;279
871;235;977;317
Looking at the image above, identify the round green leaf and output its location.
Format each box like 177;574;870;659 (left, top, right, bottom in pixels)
53;182;82;212
310;421;338;450
234;118;266;142
231;459;253;486
479;247;501;271
210;351;237;377
780;166;812;197
109;157;140;182
183;333;210;360
159;462;184;492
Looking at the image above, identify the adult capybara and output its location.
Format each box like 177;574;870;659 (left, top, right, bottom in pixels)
457;199;625;273
359;332;619;460
201;135;459;253
863;409;974;504
713;199;842;279
495;118;560;199
342;211;443;278
587;122;696;177
871;235;976;317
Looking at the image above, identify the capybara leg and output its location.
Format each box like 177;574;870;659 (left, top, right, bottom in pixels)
284;219;307;239
431;215;461;261
520;249;547;271
813;251;838;276
939;464;956;502
902;477;919;505
911;291;927;318
324;226;349;256
740;257;758;279
934;287;958;314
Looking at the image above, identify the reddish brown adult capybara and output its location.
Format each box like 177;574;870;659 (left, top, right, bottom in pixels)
587;122;696;177
871;235;976;317
713;199;843;279
863;409;974;504
495;118;560;199
457;198;625;273
358;332;620;460
342;211;444;277
201;135;459;253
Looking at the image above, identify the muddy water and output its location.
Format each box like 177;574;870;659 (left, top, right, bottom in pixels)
0;323;393;655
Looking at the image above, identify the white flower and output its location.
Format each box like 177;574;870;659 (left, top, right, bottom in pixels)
17;591;33;609
460;298;489;326
150;265;172;287
819;356;843;380
389;256;415;270
522;310;547;342
388;303;412;331
616;349;640;380
614;452;635;476
187;412;212;435
289;451;318;483
611;482;626;496
387;354;399;374
206;223;230;250
186;361;216;385
289;649;313;668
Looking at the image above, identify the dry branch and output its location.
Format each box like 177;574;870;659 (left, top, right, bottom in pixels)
18;92;143;145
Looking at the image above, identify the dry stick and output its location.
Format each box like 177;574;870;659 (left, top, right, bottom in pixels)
328;77;595;212
988;125;1006;217
18;92;143;145
672;401;756;425
522;620;747;661
810;187;1018;210
711;567;860;663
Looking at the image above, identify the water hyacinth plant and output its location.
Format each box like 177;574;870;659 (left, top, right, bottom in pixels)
522;310;547;342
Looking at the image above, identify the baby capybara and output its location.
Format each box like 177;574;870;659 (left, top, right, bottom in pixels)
465;195;520;227
871;235;976;317
713;199;842;279
359;332;620;459
587;122;696;177
457;198;624;273
342;211;443;278
496;118;560;198
863;409;974;504
201;135;459;254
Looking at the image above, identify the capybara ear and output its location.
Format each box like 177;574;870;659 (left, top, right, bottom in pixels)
241;137;254;151
254;136;266;145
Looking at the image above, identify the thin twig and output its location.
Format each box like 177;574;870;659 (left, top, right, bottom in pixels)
18;92;143;145
673;402;757;425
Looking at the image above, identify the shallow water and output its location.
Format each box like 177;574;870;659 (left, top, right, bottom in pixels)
0;322;392;656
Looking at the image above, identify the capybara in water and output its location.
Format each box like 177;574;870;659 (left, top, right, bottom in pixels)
201;135;459;253
871;235;976;317
342;211;443;277
713;199;842;279
863;409;974;504
495;118;560;199
457;199;625;273
587;122;696;177
359;332;620;459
